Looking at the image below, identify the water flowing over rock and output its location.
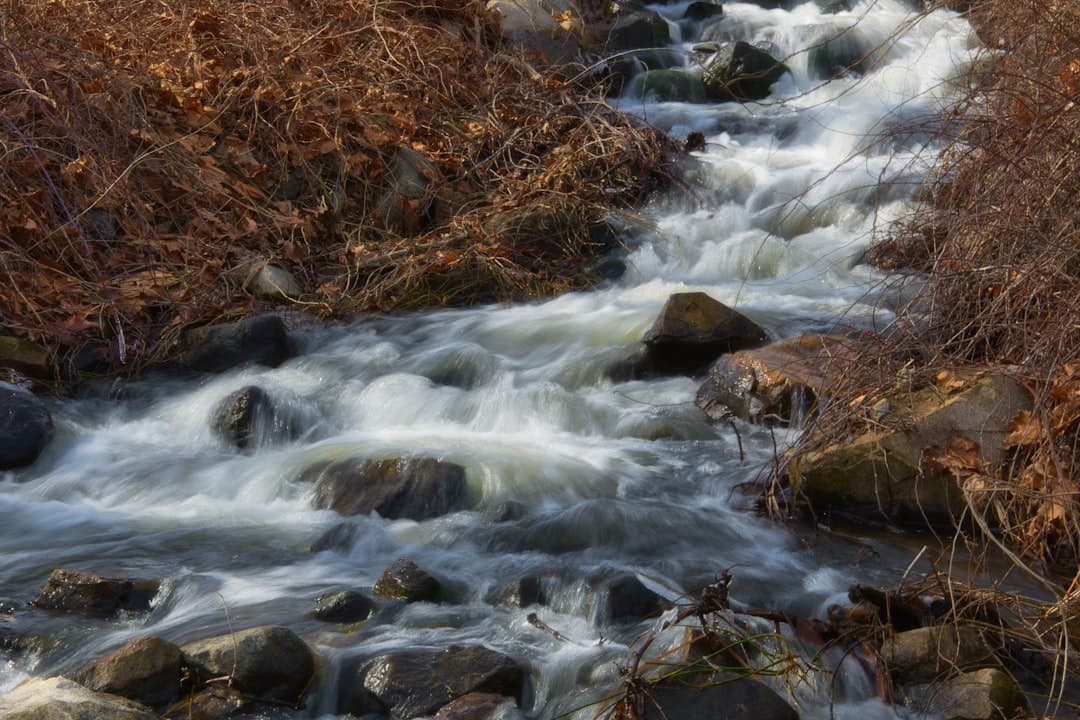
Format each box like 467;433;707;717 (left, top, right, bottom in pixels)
357;645;526;719
211;385;301;450
74;635;183;707
0;676;159;720
789;372;1032;527
695;335;854;423
703;41;792;101
373;558;444;603
180;625;316;704
641;291;767;376
175;315;293;374
302;456;468;520
31;569;159;617
602;573;669;623
630;69;709;103
0;388;52;470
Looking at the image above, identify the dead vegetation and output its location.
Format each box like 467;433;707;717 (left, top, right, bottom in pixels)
0;0;673;375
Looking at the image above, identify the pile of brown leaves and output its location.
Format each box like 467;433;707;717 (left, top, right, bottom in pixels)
0;0;673;373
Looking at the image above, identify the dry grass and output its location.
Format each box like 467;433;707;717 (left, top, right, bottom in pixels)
0;0;673;374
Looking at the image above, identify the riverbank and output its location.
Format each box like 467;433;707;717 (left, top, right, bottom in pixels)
0;0;674;382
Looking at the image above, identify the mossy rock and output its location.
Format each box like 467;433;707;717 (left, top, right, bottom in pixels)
631;69;709;103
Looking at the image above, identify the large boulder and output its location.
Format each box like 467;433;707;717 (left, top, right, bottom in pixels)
358;645;526;719
0;388;52;469
703;41;792;102
373;558;445;603
0;676;158;720
31;569;159;617
175;315;292;374
899;668;1030;720
695;335;854;423
641;675;798;720
180;625;316;704
607;10;671;52
211;385;300;450
642;292;767;376
882;624;997;684
74;635;183;707
789;372;1033;527
302;456;467;520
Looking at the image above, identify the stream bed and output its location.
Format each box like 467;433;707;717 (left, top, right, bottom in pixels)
0;1;979;717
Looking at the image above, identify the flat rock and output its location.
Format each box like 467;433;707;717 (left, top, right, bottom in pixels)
0;676;158;720
642;292;767;376
882;624;997;684
695;335;854;423
360;645;525;719
175;315;292;374
74;635;183;707
900;667;1030;720
0;388;52;470
789;372;1033;527
180;625;315;704
303;456;467;520
31;568;159;617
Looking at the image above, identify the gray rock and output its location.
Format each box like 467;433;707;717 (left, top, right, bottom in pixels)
0;676;158;720
246;262;303;300
608;10;671;52
641;675;799;720
31;569;159;617
176;315;292;374
211;385;300;450
882;624;997;684
376;148;442;235
312;590;375;623
0;388;52;469
359;645;525;719
807;29;874;79
302;456;467;520
642;292;767;376
603;574;668;623
703;41;792;102
373;558;444;603
180;625;316;704
74;635;183;707
901;668;1030;720
500;577;547;609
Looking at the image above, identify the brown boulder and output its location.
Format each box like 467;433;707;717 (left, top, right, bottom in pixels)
303;456;467;520
180;626;316;704
696;335;854;423
74;635;183;707
373;558;444;603
642;292;767;376
31;569;159;617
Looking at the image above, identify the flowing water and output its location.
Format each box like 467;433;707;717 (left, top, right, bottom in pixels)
0;1;979;717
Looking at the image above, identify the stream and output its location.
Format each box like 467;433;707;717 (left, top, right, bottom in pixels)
0;1;979;717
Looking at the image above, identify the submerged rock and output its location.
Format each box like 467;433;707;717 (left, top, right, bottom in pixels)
0;676;159;720
695;335;854;423
630;69;708;103
302;456;467;520
180;625;316;704
0;387;52;470
642;291;767;376
807;28;874;79
358;645;526;719
789;372;1033;527
900;667;1030;720
602;574;668;623
74;635;183;707
703;41;792;102
211;385;300;450
175;314;292;374
312;589;375;623
373;558;444;603
31;568;159;617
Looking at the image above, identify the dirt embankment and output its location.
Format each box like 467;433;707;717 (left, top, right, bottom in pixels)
0;0;673;378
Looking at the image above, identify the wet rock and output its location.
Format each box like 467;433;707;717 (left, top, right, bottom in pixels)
630;69;708;103
900;668;1030;720
500;577;547;609
176;315;292;374
683;1;723;20
789;372;1033;527
31;568;159;617
486;500;528;522
807;29;874;79
359;645;526;719
882;624;997;684
180;625;316;704
695;335;854;423
603;574;667;623
434;692;517;720
312;589;375;623
245;261;303;300
642;292;767;376
703;41;792;102
376;147;442;235
373;558;444;603
0;336;50;378
642;675;798;720
161;685;251;719
0;387;53;469
74;635;183;707
303;456;467;520
0;676;158;720
211;385;299;450
608;10;671;52
311;522;358;553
